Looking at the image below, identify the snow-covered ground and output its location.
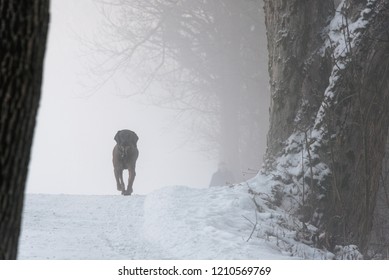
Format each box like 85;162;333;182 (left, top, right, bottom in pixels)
19;181;334;260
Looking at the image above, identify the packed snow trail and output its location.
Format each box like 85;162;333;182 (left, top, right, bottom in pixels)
19;185;326;259
19;194;168;259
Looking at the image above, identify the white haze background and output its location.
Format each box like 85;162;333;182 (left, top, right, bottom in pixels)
26;0;218;195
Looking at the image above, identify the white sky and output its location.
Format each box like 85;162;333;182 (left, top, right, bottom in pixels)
26;0;217;195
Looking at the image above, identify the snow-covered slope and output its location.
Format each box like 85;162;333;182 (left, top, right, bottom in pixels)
143;185;294;259
19;183;332;260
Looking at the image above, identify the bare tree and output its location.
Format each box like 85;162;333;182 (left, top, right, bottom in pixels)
94;0;269;181
0;1;50;259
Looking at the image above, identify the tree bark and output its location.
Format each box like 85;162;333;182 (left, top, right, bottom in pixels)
0;1;49;259
264;0;333;156
264;0;389;253
332;3;389;250
369;135;389;257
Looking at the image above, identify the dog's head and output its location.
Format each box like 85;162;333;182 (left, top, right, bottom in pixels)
114;129;139;147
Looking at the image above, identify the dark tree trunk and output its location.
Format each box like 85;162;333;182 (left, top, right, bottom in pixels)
264;0;333;156
369;135;389;257
0;1;49;259
264;0;389;254
331;4;389;250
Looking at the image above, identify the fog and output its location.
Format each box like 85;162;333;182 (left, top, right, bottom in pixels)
26;0;269;195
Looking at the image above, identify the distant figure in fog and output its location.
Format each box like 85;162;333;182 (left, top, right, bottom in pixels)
209;162;235;187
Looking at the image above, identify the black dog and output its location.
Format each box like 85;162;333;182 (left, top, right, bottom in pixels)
112;129;139;195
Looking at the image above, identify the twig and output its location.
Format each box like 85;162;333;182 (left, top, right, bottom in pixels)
243;211;258;242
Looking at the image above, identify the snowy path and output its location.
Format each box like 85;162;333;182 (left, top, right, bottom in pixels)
19;194;168;259
19;185;315;260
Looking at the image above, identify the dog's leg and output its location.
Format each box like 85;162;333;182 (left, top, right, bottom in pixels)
114;168;124;191
123;165;136;196
123;168;132;196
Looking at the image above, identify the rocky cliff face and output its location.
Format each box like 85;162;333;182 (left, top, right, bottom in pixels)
369;136;389;257
263;0;389;253
264;0;333;157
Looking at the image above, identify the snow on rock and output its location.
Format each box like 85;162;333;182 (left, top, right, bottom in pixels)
249;2;377;260
316;0;377;123
334;245;364;260
262;0;379;220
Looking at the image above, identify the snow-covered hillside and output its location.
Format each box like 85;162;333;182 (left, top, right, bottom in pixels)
19;181;340;260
